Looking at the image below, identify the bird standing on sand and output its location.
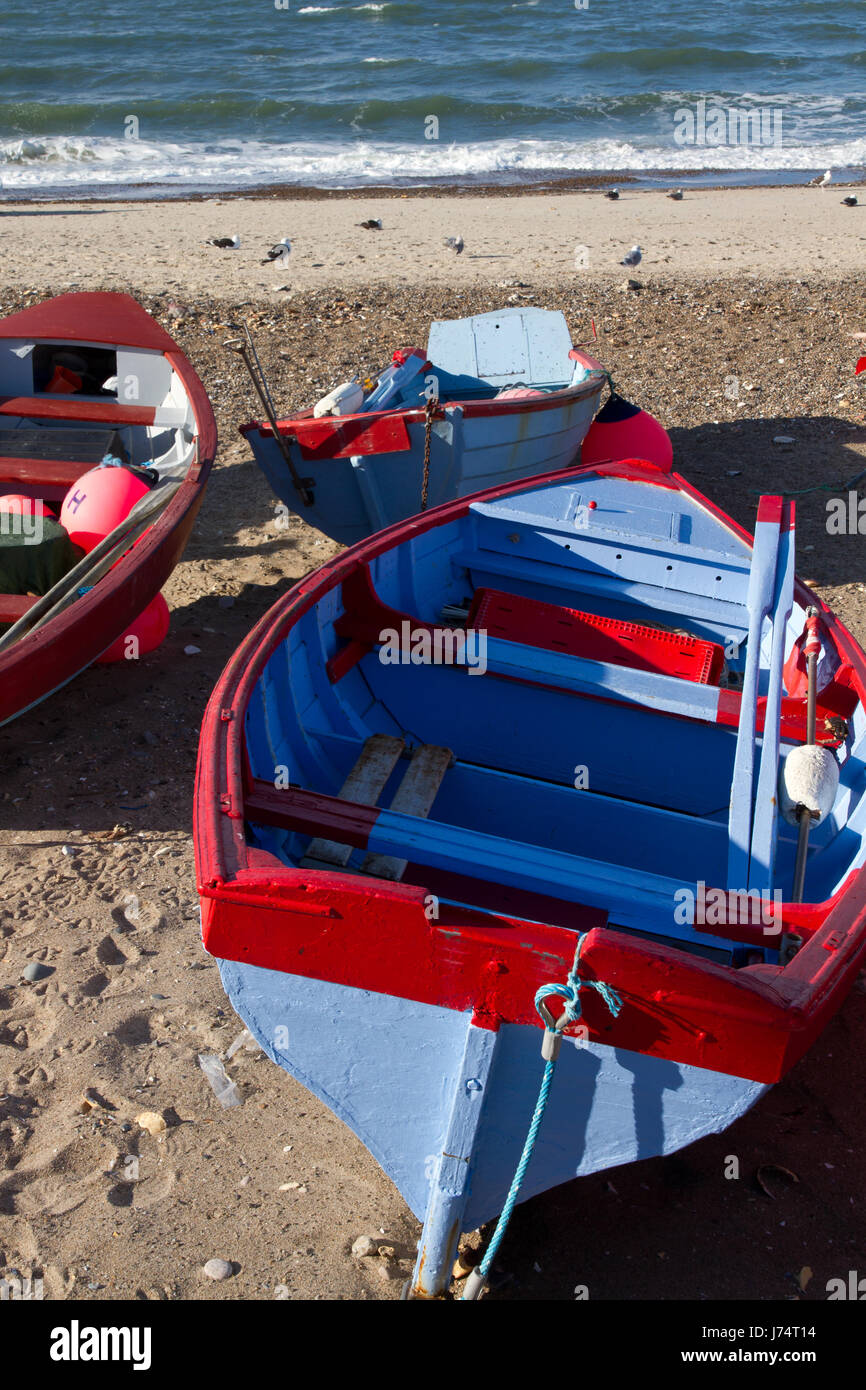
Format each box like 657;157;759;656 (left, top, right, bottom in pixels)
667;188;684;200
620;245;642;267
444;235;465;254
206;233;240;249
842;195;859;207
605;188;619;201
809;170;832;188
358;219;383;230
261;237;291;265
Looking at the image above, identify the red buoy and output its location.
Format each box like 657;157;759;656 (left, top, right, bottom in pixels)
0;494;55;519
96;592;170;664
581;393;673;471
60;466;151;553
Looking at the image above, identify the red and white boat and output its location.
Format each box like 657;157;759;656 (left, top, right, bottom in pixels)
0;292;216;725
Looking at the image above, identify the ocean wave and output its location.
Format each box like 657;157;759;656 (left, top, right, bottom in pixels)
2;132;865;195
298;2;392;11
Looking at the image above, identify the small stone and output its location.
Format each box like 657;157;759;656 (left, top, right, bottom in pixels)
136;1110;167;1136
773;435;795;445
184;645;202;656
377;1262;400;1281
351;1235;377;1259
22;961;54;982
217;596;235;609
203;1259;234;1281
142;730;158;747
61;845;75;857
618;278;641;292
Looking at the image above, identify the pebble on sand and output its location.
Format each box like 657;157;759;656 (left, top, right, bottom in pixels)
21;961;54;982
351;1235;378;1259
203;1258;235;1281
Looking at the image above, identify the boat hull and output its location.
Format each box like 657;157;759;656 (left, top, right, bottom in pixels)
195;455;866;1294
221;957;767;1228
0;293;216;725
242;378;604;547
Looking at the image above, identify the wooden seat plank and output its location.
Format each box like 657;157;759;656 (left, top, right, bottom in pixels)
361;743;453;881
0;456;91;489
300;733;405;869
0;396;157;426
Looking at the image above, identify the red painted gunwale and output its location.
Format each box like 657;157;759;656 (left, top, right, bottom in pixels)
194;456;866;1085
0;293;217;725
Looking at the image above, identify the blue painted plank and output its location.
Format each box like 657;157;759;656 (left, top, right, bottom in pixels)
363;805;696;934
748;504;796;893
727;501;783;888
481;636;724;723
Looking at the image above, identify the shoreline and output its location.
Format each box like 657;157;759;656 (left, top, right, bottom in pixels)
5;168;866;205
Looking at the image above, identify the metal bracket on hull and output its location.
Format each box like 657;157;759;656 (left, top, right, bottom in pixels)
409;1019;501;1299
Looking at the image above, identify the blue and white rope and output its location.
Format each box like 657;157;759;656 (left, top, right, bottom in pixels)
462;934;622;1299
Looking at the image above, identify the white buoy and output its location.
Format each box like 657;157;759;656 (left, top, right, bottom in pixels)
313;380;365;418
779;744;839;826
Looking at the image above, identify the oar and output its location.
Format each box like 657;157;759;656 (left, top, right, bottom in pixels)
0;477;182;654
727;496;784;888
790;609;822;904
747;499;795;894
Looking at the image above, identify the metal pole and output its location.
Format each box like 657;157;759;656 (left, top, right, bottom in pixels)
225;325;314;506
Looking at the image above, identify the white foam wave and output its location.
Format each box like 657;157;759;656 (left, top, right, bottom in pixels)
2;132;865;194
298;2;389;10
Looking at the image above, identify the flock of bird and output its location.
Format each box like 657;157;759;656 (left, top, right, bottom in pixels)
202;172;859;277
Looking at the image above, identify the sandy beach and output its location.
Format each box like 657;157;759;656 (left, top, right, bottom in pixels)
2;184;866;296
1;184;866;1302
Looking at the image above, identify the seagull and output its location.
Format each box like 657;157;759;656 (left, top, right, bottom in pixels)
261;237;291;264
358;219;383;230
205;233;240;249
620;245;642;267
444;234;464;255
809;170;832;188
842;194;859;207
667;188;684;200
605;188;619;201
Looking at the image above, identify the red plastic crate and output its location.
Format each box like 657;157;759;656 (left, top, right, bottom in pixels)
467;588;725;684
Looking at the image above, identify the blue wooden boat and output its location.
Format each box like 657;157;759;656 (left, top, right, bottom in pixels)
238;307;606;545
195;455;866;1297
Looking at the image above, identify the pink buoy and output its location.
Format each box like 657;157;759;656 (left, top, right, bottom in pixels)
581;393;673;471
60;466;151;553
96;592;170;665
0;494;55;519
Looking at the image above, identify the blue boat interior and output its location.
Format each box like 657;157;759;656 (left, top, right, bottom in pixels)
243;472;866;968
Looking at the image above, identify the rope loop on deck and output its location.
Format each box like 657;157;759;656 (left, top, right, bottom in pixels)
462;935;622;1301
534;933;623;1031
